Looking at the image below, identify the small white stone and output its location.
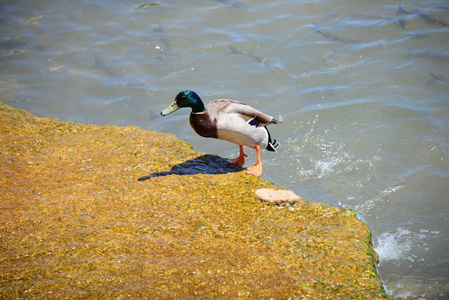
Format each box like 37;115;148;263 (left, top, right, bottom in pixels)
254;188;303;204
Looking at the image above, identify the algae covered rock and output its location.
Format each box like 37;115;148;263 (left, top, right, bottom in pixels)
0;102;388;299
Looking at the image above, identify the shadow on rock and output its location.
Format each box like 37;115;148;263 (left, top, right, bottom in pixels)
138;154;243;181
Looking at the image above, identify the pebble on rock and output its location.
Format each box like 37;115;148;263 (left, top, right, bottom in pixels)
254;188;303;204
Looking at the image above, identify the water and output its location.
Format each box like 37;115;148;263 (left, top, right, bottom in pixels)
1;0;448;298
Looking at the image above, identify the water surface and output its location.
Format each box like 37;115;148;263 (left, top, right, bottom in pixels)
1;0;448;298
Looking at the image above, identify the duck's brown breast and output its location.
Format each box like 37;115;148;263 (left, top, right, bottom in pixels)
189;112;218;138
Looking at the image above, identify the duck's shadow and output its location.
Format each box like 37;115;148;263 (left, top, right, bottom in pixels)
138;154;243;181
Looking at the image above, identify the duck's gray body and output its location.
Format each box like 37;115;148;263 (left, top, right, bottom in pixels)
189;99;279;151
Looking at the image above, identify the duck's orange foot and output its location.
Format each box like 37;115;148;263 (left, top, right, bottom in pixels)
227;155;246;167
246;162;262;176
226;145;247;167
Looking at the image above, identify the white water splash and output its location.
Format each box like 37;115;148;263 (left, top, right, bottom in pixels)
375;227;439;263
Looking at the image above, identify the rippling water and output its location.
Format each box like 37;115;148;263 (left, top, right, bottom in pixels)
1;0;448;298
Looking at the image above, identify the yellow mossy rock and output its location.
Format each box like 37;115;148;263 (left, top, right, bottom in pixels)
0;102;389;299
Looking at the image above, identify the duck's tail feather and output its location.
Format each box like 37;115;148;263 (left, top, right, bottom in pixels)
248;118;279;152
265;127;279;152
267;138;279;152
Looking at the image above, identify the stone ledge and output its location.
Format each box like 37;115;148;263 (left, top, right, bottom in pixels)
0;102;389;299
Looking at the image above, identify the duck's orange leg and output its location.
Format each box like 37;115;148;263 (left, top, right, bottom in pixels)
246;145;262;176
227;145;247;167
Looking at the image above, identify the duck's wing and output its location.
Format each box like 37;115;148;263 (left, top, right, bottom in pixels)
208;99;281;126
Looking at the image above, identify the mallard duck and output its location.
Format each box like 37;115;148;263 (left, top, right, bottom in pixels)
161;90;281;176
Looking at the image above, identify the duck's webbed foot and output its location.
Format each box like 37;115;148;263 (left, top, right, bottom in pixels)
245;145;262;176
227;145;247;167
246;162;262;176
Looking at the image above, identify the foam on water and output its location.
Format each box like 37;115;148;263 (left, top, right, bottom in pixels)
376;228;427;262
376;228;448;298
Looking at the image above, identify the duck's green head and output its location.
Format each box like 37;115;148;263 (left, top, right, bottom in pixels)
161;90;205;116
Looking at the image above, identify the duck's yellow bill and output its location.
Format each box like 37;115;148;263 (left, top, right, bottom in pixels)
160;100;180;116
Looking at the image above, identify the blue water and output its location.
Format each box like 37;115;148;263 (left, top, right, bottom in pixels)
1;0;449;298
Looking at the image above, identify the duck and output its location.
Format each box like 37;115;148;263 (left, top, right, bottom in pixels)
160;90;281;176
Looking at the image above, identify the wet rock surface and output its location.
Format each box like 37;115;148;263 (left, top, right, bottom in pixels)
0;102;388;299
